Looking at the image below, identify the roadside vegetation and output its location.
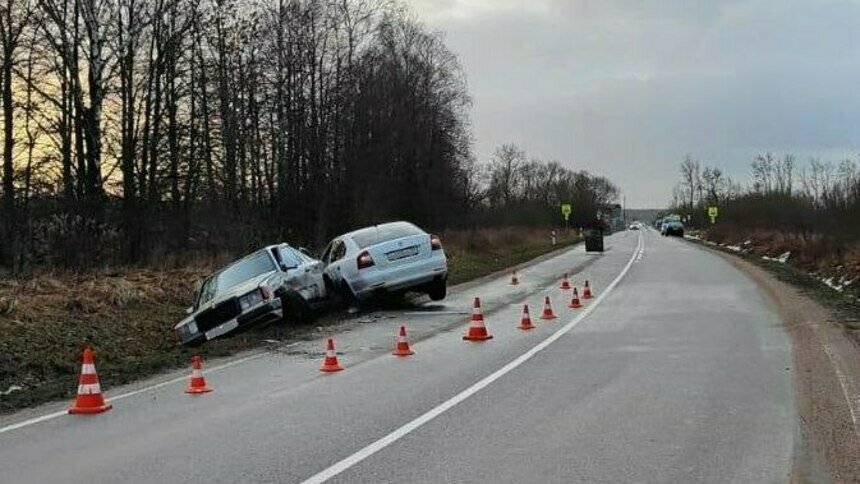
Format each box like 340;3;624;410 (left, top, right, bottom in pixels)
0;227;578;413
666;154;860;297
0;0;616;275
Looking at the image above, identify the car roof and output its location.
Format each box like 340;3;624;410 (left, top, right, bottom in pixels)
340;221;418;239
263;243;296;252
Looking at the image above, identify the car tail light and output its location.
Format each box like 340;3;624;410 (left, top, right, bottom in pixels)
430;234;443;251
259;284;273;300
357;250;375;269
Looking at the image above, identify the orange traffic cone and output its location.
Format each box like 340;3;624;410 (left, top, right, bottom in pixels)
518;304;535;330
392;326;415;356
567;288;582;309
185;355;213;394
540;296;557;320
320;338;344;372
510;270;519;285
583;280;593;299
68;347;112;415
560;273;572;290
463;297;493;341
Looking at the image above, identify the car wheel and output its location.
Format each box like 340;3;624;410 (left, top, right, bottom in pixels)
338;281;359;306
280;289;314;324
427;277;447;301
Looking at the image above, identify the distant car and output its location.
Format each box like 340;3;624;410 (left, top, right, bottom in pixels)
628;223;640;230
661;220;685;237
174;244;326;346
321;221;448;303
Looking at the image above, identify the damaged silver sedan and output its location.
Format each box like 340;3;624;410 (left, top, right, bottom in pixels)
175;244;326;346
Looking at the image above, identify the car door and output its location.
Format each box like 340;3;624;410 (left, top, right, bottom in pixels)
290;247;326;300
275;245;311;297
323;239;348;285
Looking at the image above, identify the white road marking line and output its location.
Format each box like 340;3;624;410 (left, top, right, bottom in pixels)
0;353;266;435
300;232;644;484
821;343;860;438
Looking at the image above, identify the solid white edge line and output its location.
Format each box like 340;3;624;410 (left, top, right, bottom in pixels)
0;353;266;435
300;232;644;484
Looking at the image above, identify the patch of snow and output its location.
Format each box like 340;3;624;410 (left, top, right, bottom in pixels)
821;276;845;292
726;245;743;252
1;385;23;396
777;251;791;264
743;240;752;246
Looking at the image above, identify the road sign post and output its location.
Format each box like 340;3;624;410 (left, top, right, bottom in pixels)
708;206;718;224
560;203;572;231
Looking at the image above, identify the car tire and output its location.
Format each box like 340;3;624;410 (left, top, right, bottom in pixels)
427;277;447;301
338;281;359;306
279;289;314;324
325;276;359;309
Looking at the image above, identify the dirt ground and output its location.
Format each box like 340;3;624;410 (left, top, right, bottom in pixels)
707;247;860;483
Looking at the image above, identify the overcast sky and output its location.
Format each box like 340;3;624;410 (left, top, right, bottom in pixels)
410;0;860;208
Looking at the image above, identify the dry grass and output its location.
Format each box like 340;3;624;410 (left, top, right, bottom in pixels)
702;226;860;285
442;227;579;285
0;226;577;413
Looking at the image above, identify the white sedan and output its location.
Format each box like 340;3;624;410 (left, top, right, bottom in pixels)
321;221;448;304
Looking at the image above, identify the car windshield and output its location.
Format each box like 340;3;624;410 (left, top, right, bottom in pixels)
215;251;275;293
350;223;423;249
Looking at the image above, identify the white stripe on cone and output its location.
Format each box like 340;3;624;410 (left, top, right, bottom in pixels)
81;364;96;375
77;383;101;395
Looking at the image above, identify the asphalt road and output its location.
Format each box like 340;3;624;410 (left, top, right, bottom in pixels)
0;228;796;483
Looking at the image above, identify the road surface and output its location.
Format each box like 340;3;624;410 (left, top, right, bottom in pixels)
0;228;796;483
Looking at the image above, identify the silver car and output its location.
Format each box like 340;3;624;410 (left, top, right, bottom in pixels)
321;221;448;303
175;244;326;346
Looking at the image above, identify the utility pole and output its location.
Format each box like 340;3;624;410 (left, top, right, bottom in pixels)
623;195;627;224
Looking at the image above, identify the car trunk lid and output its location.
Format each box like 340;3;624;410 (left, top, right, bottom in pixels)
365;234;431;269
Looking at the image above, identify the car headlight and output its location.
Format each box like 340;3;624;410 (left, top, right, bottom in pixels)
178;321;198;338
239;289;264;310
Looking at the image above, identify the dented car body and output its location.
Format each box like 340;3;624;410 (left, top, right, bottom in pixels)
174;244;326;346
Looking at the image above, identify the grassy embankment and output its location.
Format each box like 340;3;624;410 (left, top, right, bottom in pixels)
0;227;578;413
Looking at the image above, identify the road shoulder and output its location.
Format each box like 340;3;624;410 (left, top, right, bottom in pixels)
703;244;860;483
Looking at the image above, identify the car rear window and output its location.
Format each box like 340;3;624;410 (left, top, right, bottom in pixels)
350;223;424;249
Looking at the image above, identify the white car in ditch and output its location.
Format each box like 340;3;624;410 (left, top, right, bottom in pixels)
321;221;448;304
174;244;326;346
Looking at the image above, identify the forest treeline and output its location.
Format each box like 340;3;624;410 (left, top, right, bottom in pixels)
670;153;860;237
0;0;617;273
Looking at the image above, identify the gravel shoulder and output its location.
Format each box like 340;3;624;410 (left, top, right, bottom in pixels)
703;244;860;483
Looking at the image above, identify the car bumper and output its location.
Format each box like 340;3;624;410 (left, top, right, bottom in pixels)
177;299;283;345
351;259;448;299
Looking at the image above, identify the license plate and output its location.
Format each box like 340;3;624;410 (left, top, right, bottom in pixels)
205;318;239;340
386;246;419;261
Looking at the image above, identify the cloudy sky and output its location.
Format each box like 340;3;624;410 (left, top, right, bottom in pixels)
410;0;860;208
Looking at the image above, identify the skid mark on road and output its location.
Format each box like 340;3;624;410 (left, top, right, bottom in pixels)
300;232;645;484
